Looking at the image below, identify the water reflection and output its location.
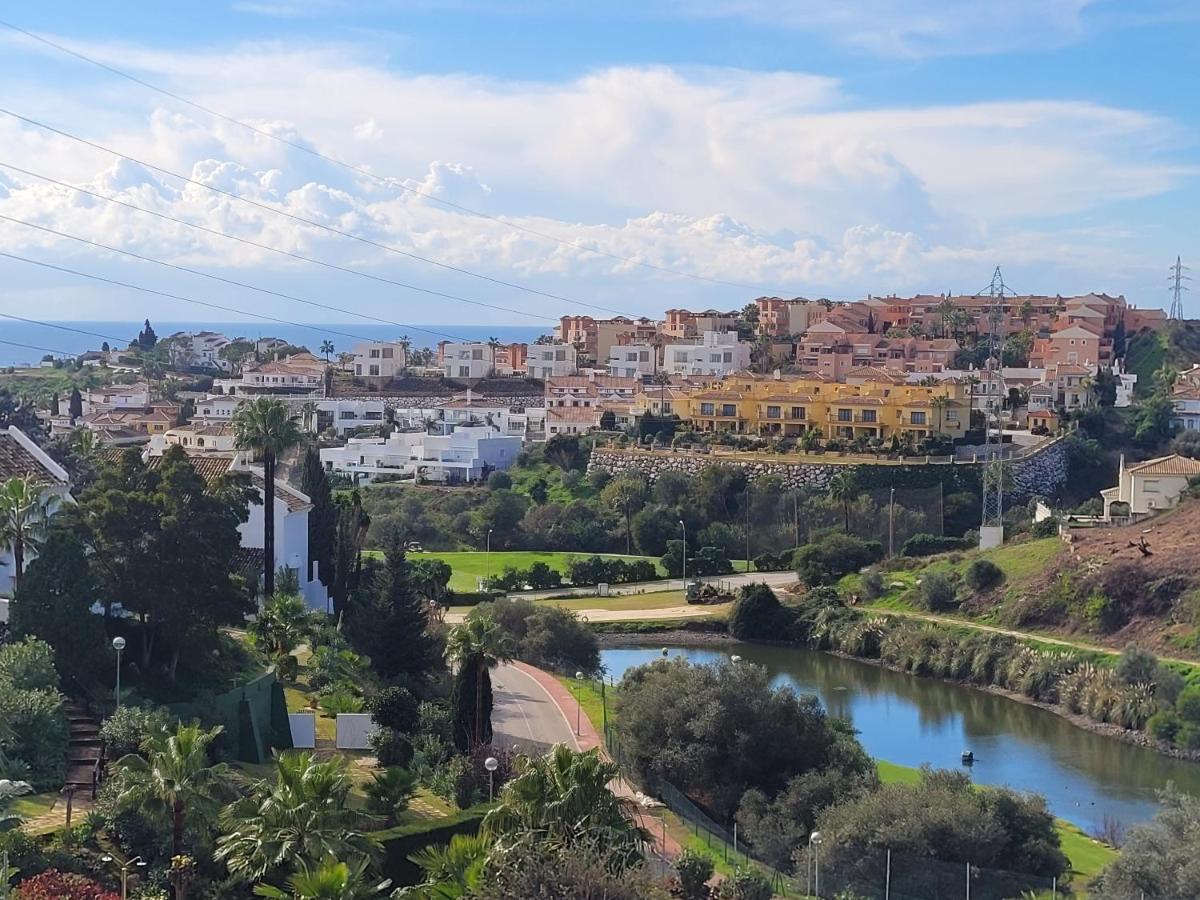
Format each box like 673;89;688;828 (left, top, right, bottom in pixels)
601;644;1200;830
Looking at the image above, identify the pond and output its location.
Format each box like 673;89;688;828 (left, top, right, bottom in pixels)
600;642;1200;831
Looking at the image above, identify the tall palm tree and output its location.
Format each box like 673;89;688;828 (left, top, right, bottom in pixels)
254;858;392;900
930;395;949;435
233;398;303;597
483;745;647;870
398;336;411;376
217;752;379;883
486;337;501;377
319;341;335;363
0;476;53;589
113;723;232;857
445;613;513;748
828;470;858;534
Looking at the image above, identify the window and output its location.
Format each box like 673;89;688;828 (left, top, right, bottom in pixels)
721;404;737;417
355;364;363;376
472;349;484;360
861;410;877;423
766;405;781;419
370;348;380;358
639;351;649;362
382;348;393;359
791;406;805;420
700;402;715;415
339;411;356;420
837;408;852;422
723;352;733;364
555;350;566;362
911;411;927;425
945;410;959;422
458;366;470;377
369;365;380;376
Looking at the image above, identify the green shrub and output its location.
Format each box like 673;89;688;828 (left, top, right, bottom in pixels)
487;471;512;491
793;534;883;585
712;867;773;900
752;550;793;572
0;687;69;788
860;570;884;600
919;572;958;611
1148;710;1182;744
900;533;973;557
99;705;174;759
673;849;714;900
369;728;414;769
367;686;420;734
1031;517;1059;538
0;638;59;691
1177;685;1200;724
965;559;1004;592
319;690;364;714
728;584;792;641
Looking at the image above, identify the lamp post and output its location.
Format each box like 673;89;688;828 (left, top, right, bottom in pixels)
111;636;126;709
485;528;494;592
574;671;584;736
678;519;686;592
484;756;499;801
810;830;823;898
101;854;146;900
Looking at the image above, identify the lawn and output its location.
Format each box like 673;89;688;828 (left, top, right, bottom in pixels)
554;674;615;734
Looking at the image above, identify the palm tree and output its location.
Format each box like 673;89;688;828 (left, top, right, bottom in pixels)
398;834;489;898
936;297;955;338
250;593;312;680
319;341;335;363
254;858;391;900
828;470;858;534
217;751;379;883
398;336;412;376
233;398;303;597
0;777;33;833
483;745;647;870
930;395;949;435
1019;299;1035;329
445;613;513;748
0;476;53;589
486;337;501;377
113;723;232;857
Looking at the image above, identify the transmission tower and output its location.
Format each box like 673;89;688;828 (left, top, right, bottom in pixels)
1169;256;1190;320
978;266;1016;546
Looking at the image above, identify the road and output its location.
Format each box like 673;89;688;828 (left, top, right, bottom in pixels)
515;570;797;601
490;662;581;755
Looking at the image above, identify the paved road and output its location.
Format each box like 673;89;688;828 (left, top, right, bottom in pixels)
490;662;580;755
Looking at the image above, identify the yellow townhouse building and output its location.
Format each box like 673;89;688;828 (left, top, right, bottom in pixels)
675;371;970;441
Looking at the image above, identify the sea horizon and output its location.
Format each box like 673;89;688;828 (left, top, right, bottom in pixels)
0;320;550;368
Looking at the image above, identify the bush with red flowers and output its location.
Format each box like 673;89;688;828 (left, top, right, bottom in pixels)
14;869;120;900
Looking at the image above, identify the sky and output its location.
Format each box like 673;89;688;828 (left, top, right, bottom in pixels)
0;0;1198;332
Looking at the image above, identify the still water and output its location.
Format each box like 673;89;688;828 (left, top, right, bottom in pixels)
600;643;1200;831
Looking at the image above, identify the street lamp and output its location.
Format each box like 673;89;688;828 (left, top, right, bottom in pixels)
809;830;823;898
101;854;146;900
678;519;686;591
574;670;585;736
111;636;126;709
484;756;499;801
485;528;494;592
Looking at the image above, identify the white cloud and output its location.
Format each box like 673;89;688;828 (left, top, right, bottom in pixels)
0;40;1192;321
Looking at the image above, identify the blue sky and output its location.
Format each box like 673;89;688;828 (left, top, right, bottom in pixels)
0;1;1198;327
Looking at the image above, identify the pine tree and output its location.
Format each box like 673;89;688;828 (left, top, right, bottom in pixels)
138;318;158;349
300;445;336;589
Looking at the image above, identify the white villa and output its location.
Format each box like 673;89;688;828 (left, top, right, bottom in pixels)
0;427;73;603
664;331;751;377
607;343;657;379
1101;453;1200;520
165;331;232;372
526;343;578;380
352;340;407;381
320;423;521;484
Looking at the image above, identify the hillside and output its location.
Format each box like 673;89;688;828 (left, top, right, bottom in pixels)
857;499;1200;660
1126;320;1200;396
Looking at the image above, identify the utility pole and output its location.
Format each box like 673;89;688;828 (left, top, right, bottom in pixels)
888;486;895;557
979;267;1014;550
1169;256;1190;320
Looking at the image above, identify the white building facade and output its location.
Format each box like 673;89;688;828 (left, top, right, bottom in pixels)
352;341;406;380
527;343;578;380
607;344;656;379
320;424;520;484
664;331;750;376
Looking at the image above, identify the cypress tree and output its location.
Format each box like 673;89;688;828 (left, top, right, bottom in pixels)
301;445;336;588
49;392;60;416
68;387;83;420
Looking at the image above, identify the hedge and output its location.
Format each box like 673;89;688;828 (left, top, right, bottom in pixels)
379;805;489;886
899;533;974;557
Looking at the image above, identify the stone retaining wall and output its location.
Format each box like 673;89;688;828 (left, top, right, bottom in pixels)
588;436;1070;503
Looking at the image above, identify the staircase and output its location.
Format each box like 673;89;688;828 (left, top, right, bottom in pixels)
64;701;106;800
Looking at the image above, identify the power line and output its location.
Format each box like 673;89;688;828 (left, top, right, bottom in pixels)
0;250;473;349
0;161;556;327
0;337;79;357
0;311;129;345
0;17;788;296
0;213;506;342
0;106;634;318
